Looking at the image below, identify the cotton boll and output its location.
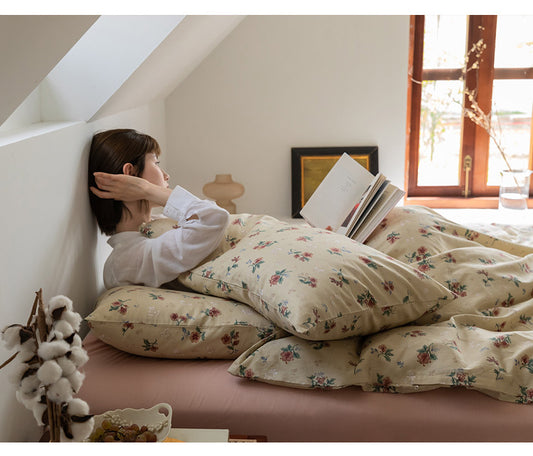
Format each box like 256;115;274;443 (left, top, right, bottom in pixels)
69;417;95;442
67;370;85;393
68;346;89;367
67;398;90;416
31;399;48;426
1;325;23;350
47;377;73;403
37;360;62;385
65;399;94;442
37;340;70;360
70;334;82;348
60;310;82;332
7;361;29;384
46;295;73;325
49;320;74;341
19;372;41;395
15;389;39;410
56;356;76;376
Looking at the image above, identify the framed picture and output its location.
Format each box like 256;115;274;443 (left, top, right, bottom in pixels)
291;146;378;218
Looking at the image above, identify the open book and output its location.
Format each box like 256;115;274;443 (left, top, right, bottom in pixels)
299;153;405;243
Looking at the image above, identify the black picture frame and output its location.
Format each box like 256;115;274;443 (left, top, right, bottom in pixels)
291;146;379;218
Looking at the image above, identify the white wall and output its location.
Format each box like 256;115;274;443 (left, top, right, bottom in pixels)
0;101;166;442
165;15;410;217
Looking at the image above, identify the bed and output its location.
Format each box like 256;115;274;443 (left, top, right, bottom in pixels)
78;206;533;442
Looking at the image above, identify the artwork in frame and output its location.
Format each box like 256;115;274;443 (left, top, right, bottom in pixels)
291;146;379;218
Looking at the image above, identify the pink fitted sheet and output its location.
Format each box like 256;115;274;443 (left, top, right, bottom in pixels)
79;332;533;442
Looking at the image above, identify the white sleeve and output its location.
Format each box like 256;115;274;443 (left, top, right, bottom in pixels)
108;186;229;288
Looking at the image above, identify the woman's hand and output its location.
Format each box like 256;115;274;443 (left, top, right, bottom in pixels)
91;172;171;206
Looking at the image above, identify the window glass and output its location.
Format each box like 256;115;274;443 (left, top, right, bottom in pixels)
487;79;533;185
417;80;463;186
494;16;533;68
423;15;468;69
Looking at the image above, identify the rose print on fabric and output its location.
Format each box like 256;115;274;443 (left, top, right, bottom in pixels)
445;279;467;297
109;299;130;314
357;290;377;308
516;354;533;374
269;269;290;286
298;274;317;288
248;257;264;273
170;312;194;326
448;370;476;387
238;365;255;379
221;330;240;353
370;344;394;362
280;344;300;363
491;334;512;348
330;268;349;287
405;246;431;263
142;339;159;352
371;374;397;393
202;307;221;317
288;249;313;262
308;372;335;389
386;231;400;244
121;322;134;335
516;386;533;404
416;344;438;366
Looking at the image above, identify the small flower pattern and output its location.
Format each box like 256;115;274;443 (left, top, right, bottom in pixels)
122;210;533;404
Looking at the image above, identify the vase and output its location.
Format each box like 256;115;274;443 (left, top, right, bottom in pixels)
202;174;245;214
498;169;532;211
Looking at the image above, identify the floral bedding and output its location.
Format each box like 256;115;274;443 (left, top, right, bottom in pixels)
146;207;533;403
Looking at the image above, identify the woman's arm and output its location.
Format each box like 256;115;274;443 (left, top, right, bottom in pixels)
90;172;172;206
104;186;230;288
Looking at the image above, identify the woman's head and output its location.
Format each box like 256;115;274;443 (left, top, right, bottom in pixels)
88;129;161;235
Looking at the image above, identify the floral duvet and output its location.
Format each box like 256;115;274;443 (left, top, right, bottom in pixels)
166;206;533;403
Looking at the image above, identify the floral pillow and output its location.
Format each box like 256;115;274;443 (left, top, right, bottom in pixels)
228;335;361;389
177;219;455;340
85;286;285;359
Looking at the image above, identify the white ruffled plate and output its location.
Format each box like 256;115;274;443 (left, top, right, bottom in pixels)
88;403;172;442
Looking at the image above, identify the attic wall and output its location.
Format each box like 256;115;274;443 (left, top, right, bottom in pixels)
0;15;98;126
0;101;166;442
164;15;410;217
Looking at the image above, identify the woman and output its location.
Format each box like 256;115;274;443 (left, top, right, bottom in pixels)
88;129;229;289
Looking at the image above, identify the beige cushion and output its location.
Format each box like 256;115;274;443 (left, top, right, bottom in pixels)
177;216;455;340
228;335;361;389
86;286;285;359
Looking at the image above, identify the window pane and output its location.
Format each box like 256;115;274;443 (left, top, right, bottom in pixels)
487;79;533;186
494;16;533;68
418;80;463;186
423;15;468;69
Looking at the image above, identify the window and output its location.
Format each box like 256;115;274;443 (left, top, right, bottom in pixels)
406;15;533;208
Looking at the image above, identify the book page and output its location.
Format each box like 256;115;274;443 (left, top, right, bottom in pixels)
350;184;405;242
299;153;374;231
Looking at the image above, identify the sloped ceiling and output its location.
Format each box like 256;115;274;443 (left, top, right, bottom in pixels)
0;15;98;127
40;15;185;122
92;15;245;120
0;15;245;129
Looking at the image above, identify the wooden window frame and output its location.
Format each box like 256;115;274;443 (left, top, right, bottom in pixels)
405;15;533;208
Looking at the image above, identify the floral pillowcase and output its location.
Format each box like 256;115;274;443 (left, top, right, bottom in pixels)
177;218;455;340
86;286;286;359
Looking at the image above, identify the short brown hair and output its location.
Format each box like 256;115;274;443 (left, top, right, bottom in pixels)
88;129;161;235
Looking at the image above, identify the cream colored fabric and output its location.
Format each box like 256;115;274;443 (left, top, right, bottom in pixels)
178;216;455;340
86;286;285;359
92;208;533;404
226;207;533;404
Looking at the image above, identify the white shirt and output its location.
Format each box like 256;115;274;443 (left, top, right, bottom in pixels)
103;186;229;289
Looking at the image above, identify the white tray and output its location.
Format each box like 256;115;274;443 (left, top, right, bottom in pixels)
89;403;172;442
